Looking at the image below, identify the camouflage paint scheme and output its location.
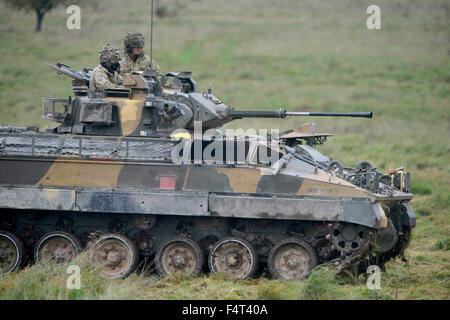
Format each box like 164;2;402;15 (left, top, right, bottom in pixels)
0;140;414;230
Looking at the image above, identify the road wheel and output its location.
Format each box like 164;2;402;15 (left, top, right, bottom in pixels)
0;231;24;275
34;231;82;264
155;237;203;277
90;234;139;279
268;238;318;280
208;237;258;279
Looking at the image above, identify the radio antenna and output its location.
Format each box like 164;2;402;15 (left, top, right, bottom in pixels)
150;0;154;65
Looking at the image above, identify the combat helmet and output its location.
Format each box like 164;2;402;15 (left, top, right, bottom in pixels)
99;44;123;64
124;32;145;52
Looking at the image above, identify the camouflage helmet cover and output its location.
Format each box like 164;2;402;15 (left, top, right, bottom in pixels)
124;32;145;50
99;44;123;63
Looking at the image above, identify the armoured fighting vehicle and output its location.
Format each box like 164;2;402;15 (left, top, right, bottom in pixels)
0;64;415;280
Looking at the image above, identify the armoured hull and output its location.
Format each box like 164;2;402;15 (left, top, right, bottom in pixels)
0;131;415;279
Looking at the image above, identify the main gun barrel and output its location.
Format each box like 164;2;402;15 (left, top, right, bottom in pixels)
229;109;373;119
286;111;373;118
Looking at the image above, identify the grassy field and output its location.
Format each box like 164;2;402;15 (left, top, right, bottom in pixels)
0;0;449;299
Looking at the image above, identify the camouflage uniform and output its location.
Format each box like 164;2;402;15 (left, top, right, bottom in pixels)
90;45;124;93
120;32;161;75
120;54;161;75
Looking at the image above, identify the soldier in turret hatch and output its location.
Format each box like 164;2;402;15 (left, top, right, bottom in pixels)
89;45;124;93
120;32;161;76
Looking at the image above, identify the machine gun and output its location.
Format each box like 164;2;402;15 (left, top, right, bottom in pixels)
47;62;91;83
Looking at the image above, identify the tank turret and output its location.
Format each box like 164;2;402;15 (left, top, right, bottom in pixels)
44;64;372;138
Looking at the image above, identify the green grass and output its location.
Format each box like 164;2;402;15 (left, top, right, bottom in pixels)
3;252;445;300
0;0;449;300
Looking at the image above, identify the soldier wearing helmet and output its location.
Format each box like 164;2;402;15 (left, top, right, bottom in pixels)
120;32;160;75
90;44;124;93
